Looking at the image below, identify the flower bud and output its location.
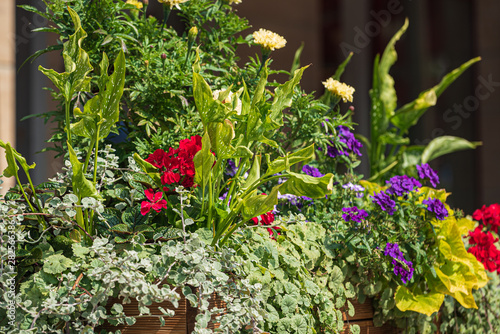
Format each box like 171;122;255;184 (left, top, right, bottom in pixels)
161;53;167;60
188;26;198;44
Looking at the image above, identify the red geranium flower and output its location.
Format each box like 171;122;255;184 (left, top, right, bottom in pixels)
144;135;204;190
468;225;500;274
140;189;167;215
252;211;280;239
472;203;500;233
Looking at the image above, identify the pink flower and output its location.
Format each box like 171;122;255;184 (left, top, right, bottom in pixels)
140;189;167;215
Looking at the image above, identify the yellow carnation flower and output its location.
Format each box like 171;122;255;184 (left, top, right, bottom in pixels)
252;29;287;51
126;0;143;9
322;78;355;103
158;0;189;9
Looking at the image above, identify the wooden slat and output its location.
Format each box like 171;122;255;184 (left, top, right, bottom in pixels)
342;299;374;321
343;320;399;334
97;296;187;334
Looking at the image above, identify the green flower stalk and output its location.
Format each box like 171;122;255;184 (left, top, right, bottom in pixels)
184;26;198;67
252;28;286;76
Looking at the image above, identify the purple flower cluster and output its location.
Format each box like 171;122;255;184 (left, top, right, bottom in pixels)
423;198;449;220
322;126;363;158
342;182;365;198
342;206;369;223
384;243;414;284
370;191;396;215
225;159;238;177
302;165;324;178
416;163;440;188
386;175;421;197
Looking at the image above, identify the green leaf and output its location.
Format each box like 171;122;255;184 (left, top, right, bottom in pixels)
289;43;304;77
0;140;35;178
279;171;334;199
72;243;90;258
193;72;224;126
395;285;444;316
391;57;481;132
133;153;161;185
421;136;481;163
207;120;235;158
264;144;315;177
378;18;408;119
268;66;308;128
280;295;297;314
68;143;101;200
122;207;148;228
242;155;261;191
241;184;282;220
39;7;93;101
43;254;73;275
193;132;216;188
71;51;126;140
97;50;126;139
333;52;353;80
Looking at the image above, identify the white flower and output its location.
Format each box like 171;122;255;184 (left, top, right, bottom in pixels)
322;78;355;103
158;0;189;10
213;89;242;115
252;29;287;51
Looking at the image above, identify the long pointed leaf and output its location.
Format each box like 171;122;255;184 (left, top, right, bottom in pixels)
391;57;481;132
421;136;481;164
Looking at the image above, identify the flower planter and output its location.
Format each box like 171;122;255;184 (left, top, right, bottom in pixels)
97;292;225;333
342;299;399;334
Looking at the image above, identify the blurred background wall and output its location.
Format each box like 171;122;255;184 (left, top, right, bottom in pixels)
4;0;500;213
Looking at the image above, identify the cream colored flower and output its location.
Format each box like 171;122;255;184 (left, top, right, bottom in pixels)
229;0;242;4
126;0;143;9
213;89;242;115
322;78;355;103
158;0;189;9
252;29;287;51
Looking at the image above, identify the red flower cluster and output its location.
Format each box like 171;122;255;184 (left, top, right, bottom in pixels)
145;135;202;189
467;226;500;274
251;212;280;239
473;203;500;233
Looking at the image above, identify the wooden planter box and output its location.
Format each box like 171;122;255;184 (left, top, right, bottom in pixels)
97;293;224;334
98;295;397;334
342;299;399;334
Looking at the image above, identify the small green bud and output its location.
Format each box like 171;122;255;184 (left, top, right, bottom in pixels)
188;26;198;44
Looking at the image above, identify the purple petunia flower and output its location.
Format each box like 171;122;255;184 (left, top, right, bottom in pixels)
342;206;369;223
320;126;363;158
225;160;238;177
423;198;449;220
384;243;414;284
302;165;324;178
385;175;421;197
370;191;396;215
416;163;440;188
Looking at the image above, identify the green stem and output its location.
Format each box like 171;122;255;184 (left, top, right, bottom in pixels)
231;174;283;211
14;173;46;228
207;174;214;230
255;51;270;78
92;126;100;186
83;137;97;175
65;98;72;146
160;5;171;30
224;158;247;207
